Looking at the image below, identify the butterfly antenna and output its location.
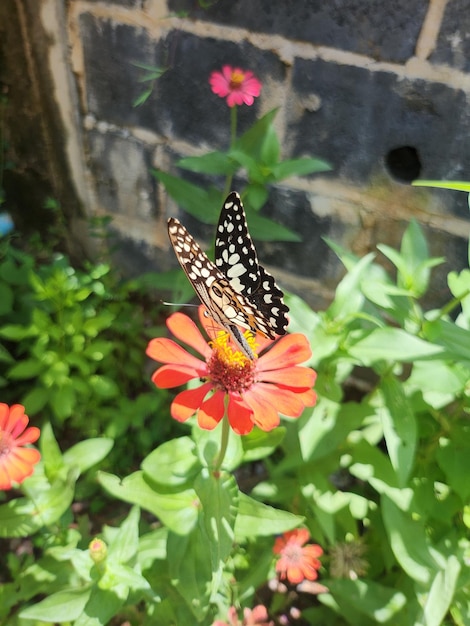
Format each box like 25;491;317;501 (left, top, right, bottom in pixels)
161;301;200;308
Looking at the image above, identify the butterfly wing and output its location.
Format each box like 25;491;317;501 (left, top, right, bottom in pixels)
168;218;266;358
214;192;289;336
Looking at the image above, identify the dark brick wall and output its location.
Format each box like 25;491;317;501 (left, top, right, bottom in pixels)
72;0;470;307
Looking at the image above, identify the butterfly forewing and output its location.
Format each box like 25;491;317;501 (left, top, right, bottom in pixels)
167;192;289;359
215;192;289;336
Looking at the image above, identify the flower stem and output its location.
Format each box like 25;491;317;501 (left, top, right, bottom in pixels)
213;408;230;472
224;105;238;196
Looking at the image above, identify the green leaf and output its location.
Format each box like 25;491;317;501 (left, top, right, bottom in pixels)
8;358;43;379
98;471;198;534
63;438;114;474
379;375;417;486
412;179;470;192
271;157;331;180
0;324;37;340
0;497;42;538
133;88;153;107
437;433;470;501
325;578;407;623
50;382;76;419
260;123;280;166
406;360;468;409
348;327;444;365
244;183;268;211
19;587;92;622
234;108;279;160
167;523;212;621
381;495;437;584
107;505;140;564
73;585;126;626
89;374;119;398
235;493;304;539
178;152;236;176
142;437;200;486
299;401;372;463
152;171;220;224
193;420;243;470
0;282;13;314
138;527;168;570
0;342;13;364
21;385;49;414
421;556;461;626
328;253;375;319
242;427;286;461
424;318;470;360
194;469;238;582
244;207;301;242
39;422;65;479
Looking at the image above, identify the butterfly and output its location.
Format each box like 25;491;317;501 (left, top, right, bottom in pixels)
167;192;289;359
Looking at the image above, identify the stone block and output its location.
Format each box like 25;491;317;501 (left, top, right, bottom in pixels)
289;57;470;216
431;0;470;72
168;0;427;63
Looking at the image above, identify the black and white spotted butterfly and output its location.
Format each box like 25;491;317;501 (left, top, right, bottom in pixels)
167;192;289;359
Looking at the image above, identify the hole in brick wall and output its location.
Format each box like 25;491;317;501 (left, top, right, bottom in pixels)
385;146;421;183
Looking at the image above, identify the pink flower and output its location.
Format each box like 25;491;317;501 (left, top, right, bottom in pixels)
213;605;274;626
209;65;262;107
273;528;323;584
146;307;316;435
0;404;40;490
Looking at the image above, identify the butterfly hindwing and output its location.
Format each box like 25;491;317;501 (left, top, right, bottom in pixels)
215;192;289;336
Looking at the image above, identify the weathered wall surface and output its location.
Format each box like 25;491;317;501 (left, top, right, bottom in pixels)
6;0;470;307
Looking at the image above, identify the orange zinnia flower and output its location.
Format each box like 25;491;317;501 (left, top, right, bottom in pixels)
209;65;262;107
273;528;323;584
146;307;316;435
0;403;40;490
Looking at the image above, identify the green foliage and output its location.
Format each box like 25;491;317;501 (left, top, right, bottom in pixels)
0;240;175;470
153;108;331;244
3;208;470;625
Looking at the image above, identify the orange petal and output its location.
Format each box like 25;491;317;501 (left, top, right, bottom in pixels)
298;388;317;407
227;395;254;435
258;365;316;389
14;426;40;447
0;403;9;429
167;312;212;359
146;337;205;370
257;334;312;371
197;391;225;430
242;388;280;431
152;364;204;388
171;382;213;422
4;405;28;436
0;447;40;486
250;383;305;417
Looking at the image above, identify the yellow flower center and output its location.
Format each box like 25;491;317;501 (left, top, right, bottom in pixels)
208;331;257;393
230;69;245;88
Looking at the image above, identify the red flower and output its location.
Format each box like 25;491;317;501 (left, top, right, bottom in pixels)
213;605;274;626
146;307;316;435
209;65;262;107
273;528;323;584
0;403;40;490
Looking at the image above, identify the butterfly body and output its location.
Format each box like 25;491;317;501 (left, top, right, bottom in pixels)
167;192;289;358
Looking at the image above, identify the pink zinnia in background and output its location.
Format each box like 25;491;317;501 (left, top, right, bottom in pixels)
209;65;262;107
